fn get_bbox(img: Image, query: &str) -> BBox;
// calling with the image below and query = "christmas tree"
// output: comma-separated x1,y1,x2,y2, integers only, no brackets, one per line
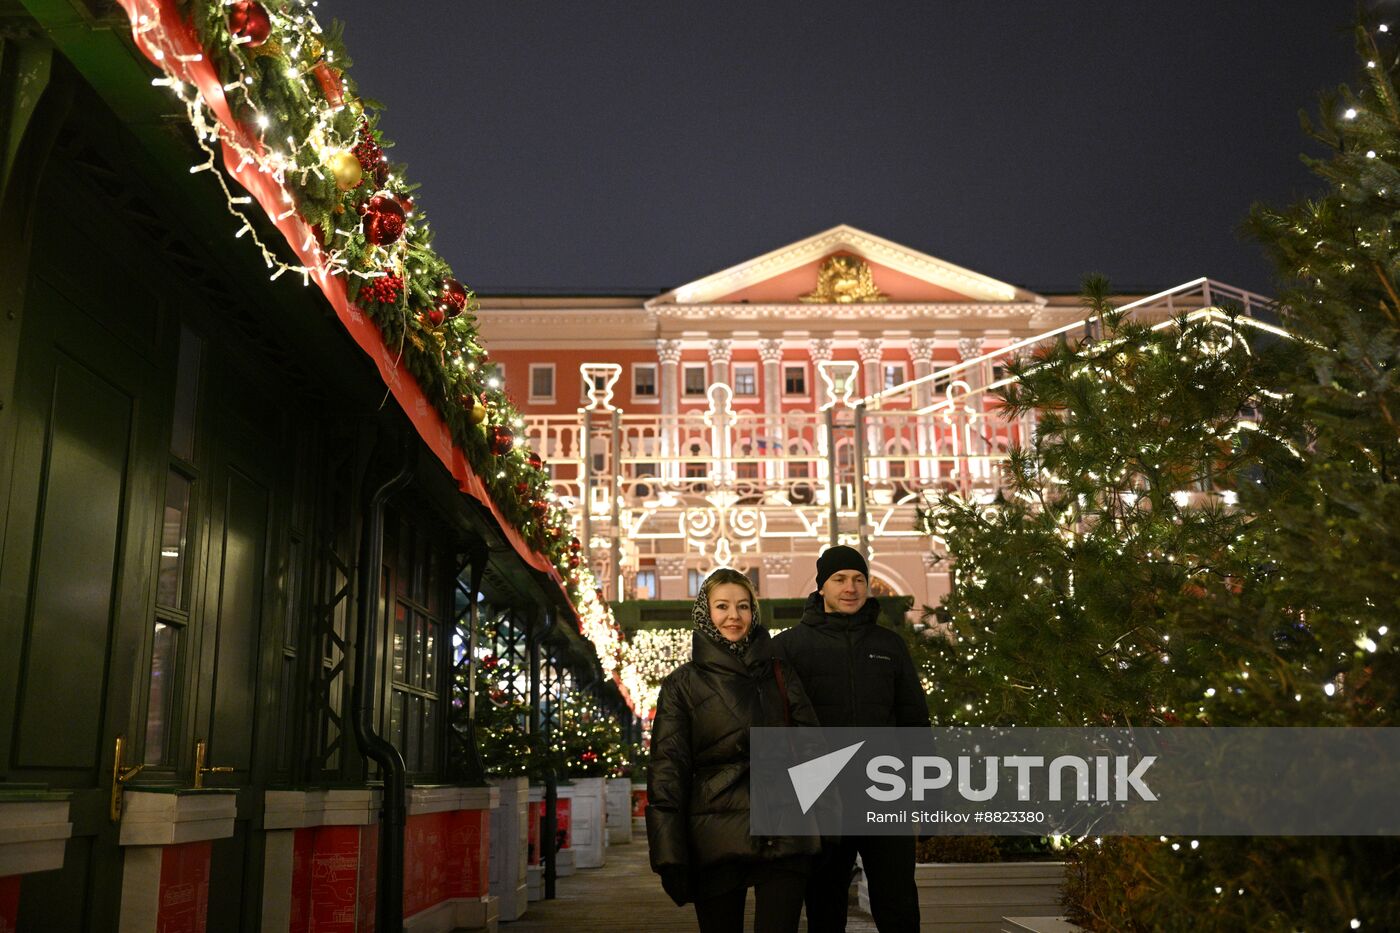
918,20,1400,929
472,651,535,777
550,691,629,779
919,277,1284,730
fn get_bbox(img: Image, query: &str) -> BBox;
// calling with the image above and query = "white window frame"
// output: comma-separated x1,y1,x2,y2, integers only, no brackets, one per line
635,569,658,600
782,362,810,398
528,363,556,403
682,363,708,397
882,362,907,391
732,363,758,397
632,363,659,403
579,371,609,404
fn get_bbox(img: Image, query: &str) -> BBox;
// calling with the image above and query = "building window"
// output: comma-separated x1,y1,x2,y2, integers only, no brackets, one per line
633,364,657,399
683,363,708,397
733,364,757,397
687,568,703,597
883,363,907,390
783,365,807,396
529,364,555,402
635,569,657,600
386,513,447,776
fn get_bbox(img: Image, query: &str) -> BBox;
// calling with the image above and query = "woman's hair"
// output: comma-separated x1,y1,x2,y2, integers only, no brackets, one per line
700,567,758,612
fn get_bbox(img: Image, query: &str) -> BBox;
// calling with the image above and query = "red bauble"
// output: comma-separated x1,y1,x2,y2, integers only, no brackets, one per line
527,451,544,472
514,481,530,498
421,306,445,329
568,538,582,553
482,653,498,670
531,499,549,520
361,193,405,246
489,424,514,456
439,277,468,319
228,0,272,47
568,554,582,569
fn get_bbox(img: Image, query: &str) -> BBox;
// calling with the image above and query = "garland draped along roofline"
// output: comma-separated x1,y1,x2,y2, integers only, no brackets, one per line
111,0,639,713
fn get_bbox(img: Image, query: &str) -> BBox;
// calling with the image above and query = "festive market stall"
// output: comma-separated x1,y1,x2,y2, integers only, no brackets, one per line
0,1,635,930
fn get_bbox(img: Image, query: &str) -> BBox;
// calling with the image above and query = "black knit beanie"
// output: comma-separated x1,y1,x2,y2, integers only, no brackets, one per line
816,545,869,590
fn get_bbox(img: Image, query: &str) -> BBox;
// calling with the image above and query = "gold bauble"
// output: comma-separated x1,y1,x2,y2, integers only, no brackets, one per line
469,401,487,426
327,149,362,191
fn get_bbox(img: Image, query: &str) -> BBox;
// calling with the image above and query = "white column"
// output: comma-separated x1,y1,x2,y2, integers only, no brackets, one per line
857,338,885,483
657,339,682,483
761,553,794,600
809,338,835,502
957,336,987,485
908,338,938,483
655,555,687,600
808,338,834,408
759,339,785,497
707,338,733,389
858,337,884,399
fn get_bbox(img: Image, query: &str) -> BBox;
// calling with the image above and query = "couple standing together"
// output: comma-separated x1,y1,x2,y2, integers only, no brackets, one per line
647,546,930,933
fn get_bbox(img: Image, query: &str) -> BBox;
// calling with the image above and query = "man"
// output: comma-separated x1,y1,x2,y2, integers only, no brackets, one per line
772,545,928,933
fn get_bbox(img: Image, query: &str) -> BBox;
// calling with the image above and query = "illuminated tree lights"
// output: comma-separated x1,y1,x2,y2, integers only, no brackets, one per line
915,21,1400,915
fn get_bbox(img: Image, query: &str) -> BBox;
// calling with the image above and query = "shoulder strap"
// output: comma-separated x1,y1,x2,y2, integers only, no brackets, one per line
772,659,793,726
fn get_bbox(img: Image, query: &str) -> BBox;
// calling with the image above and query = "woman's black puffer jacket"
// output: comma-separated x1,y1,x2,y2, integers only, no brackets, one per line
647,623,820,878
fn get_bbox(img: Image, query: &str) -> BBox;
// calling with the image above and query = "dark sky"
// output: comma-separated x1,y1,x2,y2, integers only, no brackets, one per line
333,1,1360,297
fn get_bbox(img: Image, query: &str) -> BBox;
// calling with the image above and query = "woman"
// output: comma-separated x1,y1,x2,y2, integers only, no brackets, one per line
647,568,820,933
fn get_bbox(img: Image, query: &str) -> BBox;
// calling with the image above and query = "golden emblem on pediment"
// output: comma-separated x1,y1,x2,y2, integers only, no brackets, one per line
800,255,889,303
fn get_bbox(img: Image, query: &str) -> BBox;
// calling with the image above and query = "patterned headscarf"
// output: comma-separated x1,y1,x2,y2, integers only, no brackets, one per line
692,569,758,656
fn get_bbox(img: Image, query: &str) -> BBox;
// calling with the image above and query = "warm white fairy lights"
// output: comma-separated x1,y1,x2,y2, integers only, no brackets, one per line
123,0,646,712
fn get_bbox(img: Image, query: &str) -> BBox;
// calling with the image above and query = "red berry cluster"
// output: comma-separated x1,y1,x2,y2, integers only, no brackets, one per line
352,118,388,186
362,271,403,305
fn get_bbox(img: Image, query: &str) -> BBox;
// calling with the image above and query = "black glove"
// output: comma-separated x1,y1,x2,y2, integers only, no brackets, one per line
659,865,691,907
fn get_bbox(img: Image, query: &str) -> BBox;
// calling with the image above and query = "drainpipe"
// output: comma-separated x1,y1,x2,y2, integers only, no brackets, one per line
352,441,414,933
531,606,560,899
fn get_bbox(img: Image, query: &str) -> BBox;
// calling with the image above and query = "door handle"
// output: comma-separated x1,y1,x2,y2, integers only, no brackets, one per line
110,736,145,822
193,740,234,788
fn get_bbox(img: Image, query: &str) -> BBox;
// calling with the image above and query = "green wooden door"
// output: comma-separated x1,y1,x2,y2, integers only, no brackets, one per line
0,271,165,931
194,357,287,933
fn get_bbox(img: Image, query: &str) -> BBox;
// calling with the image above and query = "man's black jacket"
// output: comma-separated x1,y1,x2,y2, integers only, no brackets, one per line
771,593,930,728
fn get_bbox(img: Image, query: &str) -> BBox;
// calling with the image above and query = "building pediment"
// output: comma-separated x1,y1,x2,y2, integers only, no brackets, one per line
647,224,1043,310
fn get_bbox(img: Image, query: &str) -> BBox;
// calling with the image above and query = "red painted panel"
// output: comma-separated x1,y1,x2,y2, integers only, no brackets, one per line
527,801,543,866
157,841,211,933
403,811,452,916
631,787,648,819
357,823,378,930
555,798,572,850
310,825,365,933
453,809,490,898
0,875,20,933
289,828,314,933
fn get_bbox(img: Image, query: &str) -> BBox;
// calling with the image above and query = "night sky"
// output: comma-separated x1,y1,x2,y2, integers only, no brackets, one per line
332,2,1359,297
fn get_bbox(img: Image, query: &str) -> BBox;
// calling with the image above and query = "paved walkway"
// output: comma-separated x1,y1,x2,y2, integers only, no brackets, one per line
502,835,877,932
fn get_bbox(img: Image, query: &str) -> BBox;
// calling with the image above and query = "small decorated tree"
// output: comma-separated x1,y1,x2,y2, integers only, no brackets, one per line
472,651,535,777
550,691,629,779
